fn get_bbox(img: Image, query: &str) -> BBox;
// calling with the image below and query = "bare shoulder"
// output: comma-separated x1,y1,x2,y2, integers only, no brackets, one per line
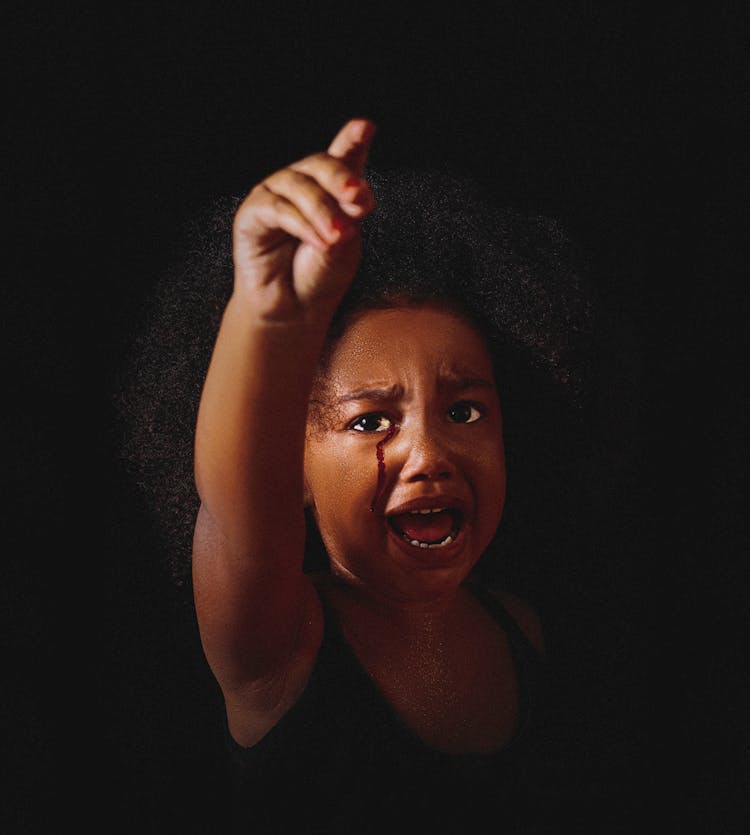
491,588,546,655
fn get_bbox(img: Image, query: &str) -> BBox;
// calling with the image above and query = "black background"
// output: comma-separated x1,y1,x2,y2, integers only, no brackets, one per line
5,3,747,832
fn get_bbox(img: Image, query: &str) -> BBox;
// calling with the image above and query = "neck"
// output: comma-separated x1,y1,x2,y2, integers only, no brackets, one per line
325,564,465,629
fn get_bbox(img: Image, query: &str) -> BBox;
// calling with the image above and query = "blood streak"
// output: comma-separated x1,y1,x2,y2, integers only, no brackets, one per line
369,425,397,512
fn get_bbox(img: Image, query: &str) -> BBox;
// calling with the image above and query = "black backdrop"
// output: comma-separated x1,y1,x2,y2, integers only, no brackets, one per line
5,3,746,832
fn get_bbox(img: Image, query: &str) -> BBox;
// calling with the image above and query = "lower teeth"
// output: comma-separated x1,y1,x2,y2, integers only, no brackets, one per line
404,534,454,549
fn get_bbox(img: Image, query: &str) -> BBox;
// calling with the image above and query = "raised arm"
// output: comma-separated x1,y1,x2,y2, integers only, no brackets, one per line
192,120,376,743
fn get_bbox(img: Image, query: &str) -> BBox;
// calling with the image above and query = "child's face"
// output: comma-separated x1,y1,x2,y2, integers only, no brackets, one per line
304,305,506,603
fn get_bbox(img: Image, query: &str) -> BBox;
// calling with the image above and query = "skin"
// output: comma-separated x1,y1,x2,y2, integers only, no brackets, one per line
191,119,542,754
304,305,507,609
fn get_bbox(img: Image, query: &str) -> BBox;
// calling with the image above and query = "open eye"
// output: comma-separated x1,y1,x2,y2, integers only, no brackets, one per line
447,401,483,424
349,413,395,433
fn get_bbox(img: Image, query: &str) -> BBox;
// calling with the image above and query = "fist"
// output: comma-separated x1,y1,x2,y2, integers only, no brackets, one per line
232,119,377,321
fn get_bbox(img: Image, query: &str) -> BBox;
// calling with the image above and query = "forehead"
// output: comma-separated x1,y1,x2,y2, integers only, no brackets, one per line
325,306,495,388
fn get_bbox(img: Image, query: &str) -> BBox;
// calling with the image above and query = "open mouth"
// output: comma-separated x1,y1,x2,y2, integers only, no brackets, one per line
387,507,462,549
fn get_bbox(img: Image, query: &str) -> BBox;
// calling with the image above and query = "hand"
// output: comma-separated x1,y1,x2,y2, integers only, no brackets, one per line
232,118,376,321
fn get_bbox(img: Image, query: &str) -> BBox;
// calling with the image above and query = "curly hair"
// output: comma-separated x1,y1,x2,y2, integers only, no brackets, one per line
114,166,595,592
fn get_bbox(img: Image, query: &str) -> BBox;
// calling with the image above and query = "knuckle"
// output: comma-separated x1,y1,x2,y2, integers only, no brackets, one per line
297,152,348,179
300,151,329,167
247,182,266,201
241,182,267,208
269,192,287,213
234,194,257,226
234,184,275,229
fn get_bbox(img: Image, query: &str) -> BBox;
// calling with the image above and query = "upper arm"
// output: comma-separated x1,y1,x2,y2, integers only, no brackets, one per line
192,503,324,720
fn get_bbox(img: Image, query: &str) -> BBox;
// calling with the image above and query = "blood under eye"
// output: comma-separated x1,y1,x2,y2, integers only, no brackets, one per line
350,413,394,432
447,401,483,424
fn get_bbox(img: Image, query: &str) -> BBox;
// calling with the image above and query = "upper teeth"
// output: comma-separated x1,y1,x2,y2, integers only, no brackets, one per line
408,507,447,515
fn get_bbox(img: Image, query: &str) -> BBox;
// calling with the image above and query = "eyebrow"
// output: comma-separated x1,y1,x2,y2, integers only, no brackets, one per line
334,375,495,405
334,384,404,405
439,374,495,392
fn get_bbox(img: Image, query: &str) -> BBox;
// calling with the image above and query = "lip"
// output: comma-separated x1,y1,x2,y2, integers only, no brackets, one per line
385,495,469,517
385,516,466,567
383,495,470,567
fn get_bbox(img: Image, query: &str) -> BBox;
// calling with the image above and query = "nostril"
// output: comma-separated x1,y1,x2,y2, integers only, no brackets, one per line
402,435,454,481
410,468,451,482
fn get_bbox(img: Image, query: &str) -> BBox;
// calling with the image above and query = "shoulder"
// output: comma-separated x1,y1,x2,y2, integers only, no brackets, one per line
491,588,546,655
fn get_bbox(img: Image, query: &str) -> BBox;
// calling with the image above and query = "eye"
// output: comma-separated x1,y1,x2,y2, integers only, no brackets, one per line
447,401,483,424
349,413,395,433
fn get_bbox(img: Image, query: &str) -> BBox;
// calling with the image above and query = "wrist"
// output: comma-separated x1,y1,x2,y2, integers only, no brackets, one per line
222,291,337,356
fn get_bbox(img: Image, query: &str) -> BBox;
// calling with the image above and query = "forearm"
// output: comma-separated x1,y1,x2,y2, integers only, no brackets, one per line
194,291,334,562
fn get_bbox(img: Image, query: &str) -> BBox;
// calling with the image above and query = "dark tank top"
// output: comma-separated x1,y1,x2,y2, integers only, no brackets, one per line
225,579,550,834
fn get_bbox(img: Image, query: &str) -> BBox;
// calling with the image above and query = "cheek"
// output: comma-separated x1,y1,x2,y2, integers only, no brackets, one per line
304,440,371,512
470,428,505,471
471,439,507,507
370,425,397,511
304,441,384,563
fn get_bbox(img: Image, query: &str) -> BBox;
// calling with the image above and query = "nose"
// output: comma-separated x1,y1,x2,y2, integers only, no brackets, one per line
396,424,456,483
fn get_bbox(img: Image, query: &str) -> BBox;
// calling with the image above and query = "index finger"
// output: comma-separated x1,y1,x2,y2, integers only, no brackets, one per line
327,118,376,177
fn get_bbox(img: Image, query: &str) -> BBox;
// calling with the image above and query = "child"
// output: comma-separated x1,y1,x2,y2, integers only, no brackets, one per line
120,118,594,833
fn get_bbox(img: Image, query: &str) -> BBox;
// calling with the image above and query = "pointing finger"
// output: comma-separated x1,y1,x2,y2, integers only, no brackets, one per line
327,118,376,177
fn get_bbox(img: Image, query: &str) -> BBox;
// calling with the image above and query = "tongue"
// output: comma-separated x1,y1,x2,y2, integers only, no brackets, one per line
391,511,454,543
